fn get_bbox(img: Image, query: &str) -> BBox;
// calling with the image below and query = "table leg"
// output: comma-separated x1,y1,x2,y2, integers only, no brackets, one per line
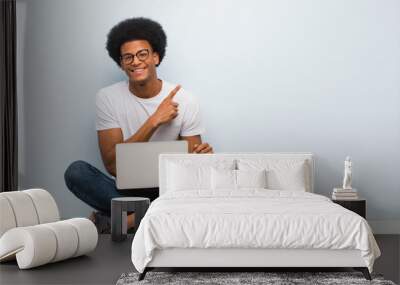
111,201,126,241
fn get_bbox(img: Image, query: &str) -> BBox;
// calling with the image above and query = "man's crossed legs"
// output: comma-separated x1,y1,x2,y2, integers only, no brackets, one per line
64,160,158,233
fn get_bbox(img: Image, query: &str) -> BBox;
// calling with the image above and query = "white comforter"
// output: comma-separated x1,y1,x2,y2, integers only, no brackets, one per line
131,190,380,273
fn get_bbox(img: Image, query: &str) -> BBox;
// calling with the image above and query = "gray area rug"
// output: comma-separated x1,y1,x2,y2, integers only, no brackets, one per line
116,271,396,285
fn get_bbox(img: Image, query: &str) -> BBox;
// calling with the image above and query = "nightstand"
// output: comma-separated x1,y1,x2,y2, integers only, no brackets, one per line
332,199,366,218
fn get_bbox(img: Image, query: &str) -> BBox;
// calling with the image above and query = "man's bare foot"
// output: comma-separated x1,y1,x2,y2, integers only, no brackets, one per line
127,213,136,230
89,211,111,234
89,212,135,233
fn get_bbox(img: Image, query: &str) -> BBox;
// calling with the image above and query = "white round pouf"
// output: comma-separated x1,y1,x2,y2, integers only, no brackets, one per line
24,189,60,224
0,196,17,237
1,192,39,227
65,218,98,257
0,225,57,269
42,221,79,262
0,189,98,269
0,218,98,269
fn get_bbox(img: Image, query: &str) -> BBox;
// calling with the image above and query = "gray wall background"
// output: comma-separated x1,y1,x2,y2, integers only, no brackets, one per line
16,0,399,230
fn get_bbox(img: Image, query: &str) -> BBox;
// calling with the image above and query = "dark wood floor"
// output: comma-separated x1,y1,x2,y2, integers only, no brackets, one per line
0,235,135,285
0,235,399,285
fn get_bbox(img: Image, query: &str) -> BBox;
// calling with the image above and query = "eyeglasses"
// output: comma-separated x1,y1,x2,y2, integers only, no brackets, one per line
120,49,150,65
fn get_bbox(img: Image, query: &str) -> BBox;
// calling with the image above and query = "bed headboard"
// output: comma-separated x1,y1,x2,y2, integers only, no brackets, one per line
158,152,314,195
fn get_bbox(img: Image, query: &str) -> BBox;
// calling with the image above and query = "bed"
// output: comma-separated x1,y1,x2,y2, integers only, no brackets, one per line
131,153,380,280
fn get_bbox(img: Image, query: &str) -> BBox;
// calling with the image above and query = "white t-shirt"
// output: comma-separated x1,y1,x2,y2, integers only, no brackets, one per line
95,80,205,141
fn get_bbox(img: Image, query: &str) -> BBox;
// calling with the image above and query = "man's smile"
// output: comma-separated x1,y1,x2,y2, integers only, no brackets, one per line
129,67,147,77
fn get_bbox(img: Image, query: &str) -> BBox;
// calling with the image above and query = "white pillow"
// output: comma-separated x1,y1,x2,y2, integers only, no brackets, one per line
211,168,236,190
211,168,268,190
167,162,210,191
166,159,236,192
237,169,267,188
237,159,308,191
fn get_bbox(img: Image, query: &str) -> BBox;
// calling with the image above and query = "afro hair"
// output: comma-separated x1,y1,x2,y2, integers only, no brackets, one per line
106,17,167,67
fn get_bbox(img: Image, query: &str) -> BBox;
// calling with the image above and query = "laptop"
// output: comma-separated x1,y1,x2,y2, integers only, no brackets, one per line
116,140,188,189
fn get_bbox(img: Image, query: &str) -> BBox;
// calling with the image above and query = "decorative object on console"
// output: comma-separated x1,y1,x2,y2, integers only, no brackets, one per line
343,156,353,190
0,189,98,269
332,156,358,200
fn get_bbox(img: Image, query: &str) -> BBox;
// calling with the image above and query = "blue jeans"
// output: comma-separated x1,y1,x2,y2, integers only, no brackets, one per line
64,160,158,216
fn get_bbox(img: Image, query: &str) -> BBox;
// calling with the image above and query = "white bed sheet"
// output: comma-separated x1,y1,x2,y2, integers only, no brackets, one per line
131,190,380,273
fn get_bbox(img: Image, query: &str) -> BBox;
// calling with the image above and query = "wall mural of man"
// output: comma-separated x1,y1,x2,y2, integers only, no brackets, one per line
64,18,213,233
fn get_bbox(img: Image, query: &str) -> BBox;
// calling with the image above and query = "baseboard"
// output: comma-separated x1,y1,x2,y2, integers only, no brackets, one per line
368,220,400,235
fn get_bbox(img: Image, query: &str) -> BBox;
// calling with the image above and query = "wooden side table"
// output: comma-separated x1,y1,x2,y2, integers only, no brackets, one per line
332,198,366,218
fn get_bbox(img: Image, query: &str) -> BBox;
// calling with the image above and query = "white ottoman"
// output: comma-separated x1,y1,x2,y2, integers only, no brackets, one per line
0,189,98,269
